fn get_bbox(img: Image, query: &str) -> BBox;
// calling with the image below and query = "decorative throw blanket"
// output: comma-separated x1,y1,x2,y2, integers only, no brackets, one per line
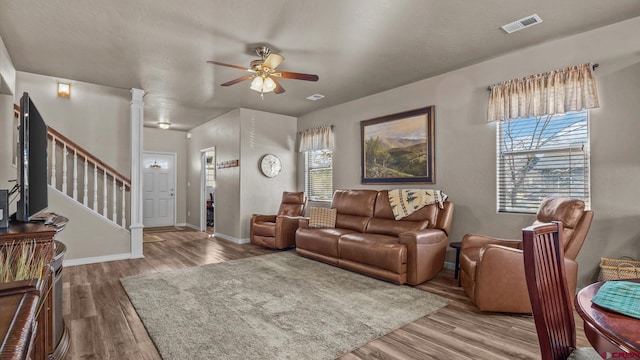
388,189,448,220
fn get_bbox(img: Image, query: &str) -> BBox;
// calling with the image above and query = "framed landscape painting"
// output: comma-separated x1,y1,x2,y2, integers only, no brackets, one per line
361,106,435,184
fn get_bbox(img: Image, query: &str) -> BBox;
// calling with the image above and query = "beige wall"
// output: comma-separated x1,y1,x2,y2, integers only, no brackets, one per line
0,34,16,212
49,188,130,262
0,34,15,95
186,108,297,241
16,72,131,176
144,127,188,224
298,16,640,287
187,109,241,236
239,108,297,239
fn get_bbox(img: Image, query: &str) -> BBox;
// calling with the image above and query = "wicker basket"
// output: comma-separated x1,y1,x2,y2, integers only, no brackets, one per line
598,257,640,281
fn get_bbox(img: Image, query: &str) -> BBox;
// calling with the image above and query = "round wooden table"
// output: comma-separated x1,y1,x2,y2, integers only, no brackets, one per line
575,279,640,355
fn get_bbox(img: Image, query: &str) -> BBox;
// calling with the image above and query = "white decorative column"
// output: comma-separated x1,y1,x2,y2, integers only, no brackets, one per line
129,88,145,258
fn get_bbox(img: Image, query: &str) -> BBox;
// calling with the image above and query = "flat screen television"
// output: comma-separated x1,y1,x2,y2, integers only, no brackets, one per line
16,92,49,222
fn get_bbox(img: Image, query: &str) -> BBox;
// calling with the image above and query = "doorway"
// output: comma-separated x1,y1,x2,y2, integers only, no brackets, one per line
201,147,216,232
142,152,176,228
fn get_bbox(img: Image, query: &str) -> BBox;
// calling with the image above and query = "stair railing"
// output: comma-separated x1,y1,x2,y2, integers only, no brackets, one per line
47,127,131,229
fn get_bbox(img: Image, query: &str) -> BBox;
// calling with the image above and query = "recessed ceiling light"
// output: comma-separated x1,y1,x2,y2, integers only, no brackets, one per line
158,121,170,130
501,14,543,34
306,94,325,101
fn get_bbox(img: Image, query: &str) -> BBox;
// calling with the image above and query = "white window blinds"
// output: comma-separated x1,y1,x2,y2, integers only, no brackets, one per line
305,149,333,202
497,110,590,213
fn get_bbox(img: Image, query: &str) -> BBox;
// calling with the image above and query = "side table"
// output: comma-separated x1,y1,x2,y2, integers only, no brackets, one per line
449,241,462,284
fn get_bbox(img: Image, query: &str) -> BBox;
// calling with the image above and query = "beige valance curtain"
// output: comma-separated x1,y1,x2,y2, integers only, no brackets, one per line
298,125,334,152
487,63,600,122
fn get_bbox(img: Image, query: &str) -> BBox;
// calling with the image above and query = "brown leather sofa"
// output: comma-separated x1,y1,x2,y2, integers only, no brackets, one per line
295,189,454,285
250,192,307,249
460,197,593,313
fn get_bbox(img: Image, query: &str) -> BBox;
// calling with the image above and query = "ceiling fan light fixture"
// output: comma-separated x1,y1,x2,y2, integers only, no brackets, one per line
250,76,264,92
262,77,276,92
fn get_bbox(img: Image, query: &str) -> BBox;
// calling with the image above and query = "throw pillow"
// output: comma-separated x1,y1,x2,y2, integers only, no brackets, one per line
308,207,337,228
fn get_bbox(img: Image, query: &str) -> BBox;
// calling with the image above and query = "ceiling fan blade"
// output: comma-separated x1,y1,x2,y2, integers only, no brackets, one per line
207,60,253,72
263,53,284,70
274,71,319,82
220,75,254,86
271,77,286,94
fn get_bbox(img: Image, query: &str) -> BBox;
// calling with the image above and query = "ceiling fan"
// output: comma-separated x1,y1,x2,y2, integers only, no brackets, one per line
207,46,319,97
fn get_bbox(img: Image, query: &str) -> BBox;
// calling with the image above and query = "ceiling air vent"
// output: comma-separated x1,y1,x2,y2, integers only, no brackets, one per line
306,94,325,101
501,14,543,34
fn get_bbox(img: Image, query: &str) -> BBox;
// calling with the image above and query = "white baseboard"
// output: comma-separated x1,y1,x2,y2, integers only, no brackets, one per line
63,252,132,267
443,261,455,271
214,232,250,244
180,223,200,231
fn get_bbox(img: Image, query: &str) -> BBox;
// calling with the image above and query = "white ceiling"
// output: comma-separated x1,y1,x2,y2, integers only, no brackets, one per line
2,1,640,131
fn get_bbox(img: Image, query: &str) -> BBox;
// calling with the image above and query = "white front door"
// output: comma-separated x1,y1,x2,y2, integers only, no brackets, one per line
143,152,176,227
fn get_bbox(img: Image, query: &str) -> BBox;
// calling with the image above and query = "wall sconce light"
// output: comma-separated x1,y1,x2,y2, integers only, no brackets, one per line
57,83,71,98
158,121,171,130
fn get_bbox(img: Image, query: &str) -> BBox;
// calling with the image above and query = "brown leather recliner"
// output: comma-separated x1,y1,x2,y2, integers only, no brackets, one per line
250,192,307,249
460,197,593,313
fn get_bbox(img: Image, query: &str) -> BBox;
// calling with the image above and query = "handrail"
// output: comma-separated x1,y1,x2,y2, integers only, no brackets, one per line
47,127,131,189
15,103,130,189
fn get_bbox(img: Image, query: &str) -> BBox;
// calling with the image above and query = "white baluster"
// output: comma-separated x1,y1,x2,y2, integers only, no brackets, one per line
112,177,117,222
51,137,57,188
83,156,88,206
103,169,108,217
121,184,126,227
93,164,98,211
62,143,68,195
72,149,78,200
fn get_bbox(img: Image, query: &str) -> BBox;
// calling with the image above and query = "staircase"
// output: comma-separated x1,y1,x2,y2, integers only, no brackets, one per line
47,126,131,231
13,90,144,265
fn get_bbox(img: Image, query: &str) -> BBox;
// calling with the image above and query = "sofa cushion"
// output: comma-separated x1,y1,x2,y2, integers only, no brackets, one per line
366,218,429,237
332,190,377,217
296,227,356,258
335,213,371,233
338,233,407,273
308,207,337,228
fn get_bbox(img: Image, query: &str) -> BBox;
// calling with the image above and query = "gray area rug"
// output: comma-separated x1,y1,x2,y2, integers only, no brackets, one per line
121,252,449,360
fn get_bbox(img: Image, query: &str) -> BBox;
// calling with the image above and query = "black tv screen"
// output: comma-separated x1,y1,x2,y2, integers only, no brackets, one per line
16,92,49,221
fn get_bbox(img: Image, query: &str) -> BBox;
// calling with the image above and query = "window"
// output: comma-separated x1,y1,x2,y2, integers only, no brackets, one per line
497,110,590,213
205,154,215,188
306,149,333,202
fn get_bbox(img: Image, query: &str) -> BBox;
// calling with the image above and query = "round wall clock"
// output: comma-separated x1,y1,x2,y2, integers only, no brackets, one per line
260,154,282,178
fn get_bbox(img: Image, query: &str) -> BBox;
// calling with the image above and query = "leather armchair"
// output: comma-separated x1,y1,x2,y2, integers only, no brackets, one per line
460,197,594,313
250,192,307,249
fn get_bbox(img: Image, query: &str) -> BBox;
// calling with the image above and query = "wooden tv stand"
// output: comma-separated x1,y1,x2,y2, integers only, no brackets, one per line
0,218,70,360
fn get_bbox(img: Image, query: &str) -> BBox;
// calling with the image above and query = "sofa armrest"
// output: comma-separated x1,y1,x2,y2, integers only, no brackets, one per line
461,233,521,251
399,228,447,247
474,244,530,312
399,229,448,285
274,215,306,249
251,214,277,224
298,217,310,229
474,245,579,313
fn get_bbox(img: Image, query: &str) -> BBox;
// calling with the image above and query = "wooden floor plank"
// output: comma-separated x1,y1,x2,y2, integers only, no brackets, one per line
61,230,591,359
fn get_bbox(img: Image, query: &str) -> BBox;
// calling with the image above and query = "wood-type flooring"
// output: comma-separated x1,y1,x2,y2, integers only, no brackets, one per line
62,230,591,359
